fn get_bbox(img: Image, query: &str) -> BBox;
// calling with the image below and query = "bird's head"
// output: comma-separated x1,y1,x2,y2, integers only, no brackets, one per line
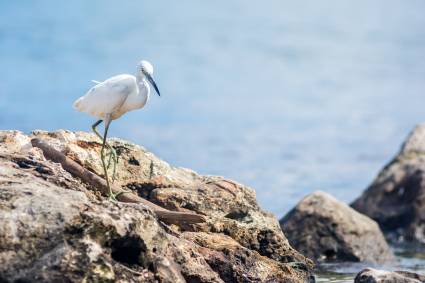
138,60,160,96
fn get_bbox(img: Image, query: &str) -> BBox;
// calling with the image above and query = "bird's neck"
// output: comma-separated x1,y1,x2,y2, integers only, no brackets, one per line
136,76,148,91
136,75,150,99
136,73,146,84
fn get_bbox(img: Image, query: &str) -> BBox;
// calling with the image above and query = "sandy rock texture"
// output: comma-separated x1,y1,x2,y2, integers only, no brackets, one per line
0,130,314,283
279,191,393,263
352,124,425,244
355,268,425,283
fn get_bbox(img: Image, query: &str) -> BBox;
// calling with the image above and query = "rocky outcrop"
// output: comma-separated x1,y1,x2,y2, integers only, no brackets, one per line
0,130,313,282
352,124,425,244
355,268,425,283
280,191,393,263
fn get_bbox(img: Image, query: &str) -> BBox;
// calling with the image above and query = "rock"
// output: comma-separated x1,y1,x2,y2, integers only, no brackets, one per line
352,124,425,244
280,191,393,263
0,130,313,282
181,232,314,283
354,268,425,283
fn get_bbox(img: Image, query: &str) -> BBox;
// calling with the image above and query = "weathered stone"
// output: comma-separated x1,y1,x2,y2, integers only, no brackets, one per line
0,130,313,282
352,124,425,244
354,268,425,283
30,130,312,266
280,191,393,263
181,232,313,283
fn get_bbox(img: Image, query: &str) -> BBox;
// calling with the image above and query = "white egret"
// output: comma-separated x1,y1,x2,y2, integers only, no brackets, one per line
73,60,161,200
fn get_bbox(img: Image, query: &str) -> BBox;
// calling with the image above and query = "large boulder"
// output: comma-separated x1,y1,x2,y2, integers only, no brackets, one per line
355,268,425,283
0,130,313,283
280,191,393,263
352,124,425,244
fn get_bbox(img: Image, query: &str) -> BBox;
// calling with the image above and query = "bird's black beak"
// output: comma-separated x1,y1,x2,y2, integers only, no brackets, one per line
146,73,161,96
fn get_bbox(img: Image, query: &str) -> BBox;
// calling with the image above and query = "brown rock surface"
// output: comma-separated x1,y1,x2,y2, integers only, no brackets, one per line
352,124,425,244
355,268,425,283
0,130,313,283
280,191,393,263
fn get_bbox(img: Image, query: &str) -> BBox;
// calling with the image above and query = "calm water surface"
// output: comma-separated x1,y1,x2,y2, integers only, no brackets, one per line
1,1,425,280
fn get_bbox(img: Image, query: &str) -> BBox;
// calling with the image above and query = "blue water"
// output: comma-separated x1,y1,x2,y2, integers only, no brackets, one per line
3,0,425,216
1,1,425,279
1,0,425,215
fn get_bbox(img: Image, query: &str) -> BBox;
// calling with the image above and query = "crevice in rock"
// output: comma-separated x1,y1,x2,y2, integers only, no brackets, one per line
224,210,249,221
15,159,39,169
13,158,54,176
125,182,157,199
110,236,146,266
323,249,337,260
257,230,277,258
128,156,140,166
180,202,198,211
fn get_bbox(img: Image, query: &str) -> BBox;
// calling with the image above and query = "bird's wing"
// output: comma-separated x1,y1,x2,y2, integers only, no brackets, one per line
74,75,137,118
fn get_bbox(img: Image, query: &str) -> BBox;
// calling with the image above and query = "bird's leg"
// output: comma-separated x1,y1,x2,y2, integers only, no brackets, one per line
100,117,118,201
92,120,117,164
107,147,118,182
107,144,118,183
96,118,130,200
91,119,103,140
92,120,118,180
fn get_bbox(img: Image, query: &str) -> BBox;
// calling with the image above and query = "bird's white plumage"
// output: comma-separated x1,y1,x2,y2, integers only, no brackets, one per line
73,60,159,200
74,72,149,120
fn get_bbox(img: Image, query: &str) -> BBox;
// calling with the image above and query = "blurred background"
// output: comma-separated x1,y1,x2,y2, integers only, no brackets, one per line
1,0,425,219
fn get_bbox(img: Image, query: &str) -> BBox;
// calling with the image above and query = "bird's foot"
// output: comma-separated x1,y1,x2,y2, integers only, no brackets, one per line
107,189,132,202
108,192,119,202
